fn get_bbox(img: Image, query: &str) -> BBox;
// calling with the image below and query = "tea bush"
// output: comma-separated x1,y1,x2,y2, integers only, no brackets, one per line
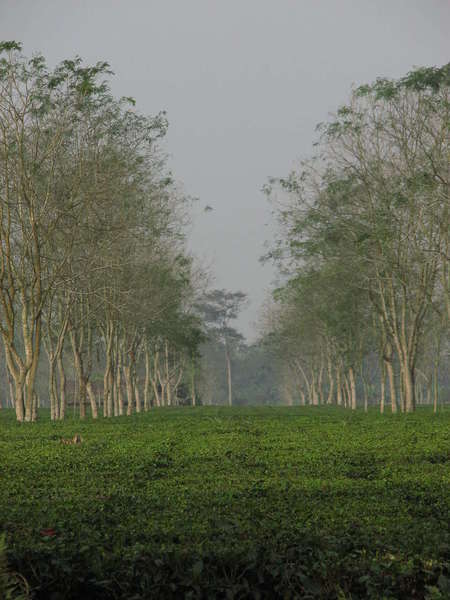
0,406,449,598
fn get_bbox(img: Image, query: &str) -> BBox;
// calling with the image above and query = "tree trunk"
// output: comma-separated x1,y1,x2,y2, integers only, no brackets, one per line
102,322,114,418
380,362,385,414
124,365,133,415
152,351,162,407
79,379,87,419
32,392,38,421
311,375,319,406
348,367,357,410
360,367,368,412
383,341,397,414
144,350,151,411
433,365,438,413
57,354,66,420
8,370,15,409
23,314,41,422
49,357,58,421
4,342,26,422
164,341,172,407
191,361,196,407
117,348,123,415
336,367,343,407
343,374,351,409
401,361,416,413
225,345,232,407
327,354,334,404
14,381,25,421
71,338,86,419
317,357,324,405
86,382,97,417
134,374,141,413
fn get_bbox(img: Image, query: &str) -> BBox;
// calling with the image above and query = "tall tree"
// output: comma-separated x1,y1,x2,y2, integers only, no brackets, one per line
199,290,247,406
262,63,450,412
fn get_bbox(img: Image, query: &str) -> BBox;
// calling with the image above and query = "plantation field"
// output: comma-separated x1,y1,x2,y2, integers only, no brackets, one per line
1,406,450,599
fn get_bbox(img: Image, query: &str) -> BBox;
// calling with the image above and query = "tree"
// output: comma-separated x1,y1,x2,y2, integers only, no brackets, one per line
0,41,201,421
0,42,114,420
198,290,247,406
262,63,450,412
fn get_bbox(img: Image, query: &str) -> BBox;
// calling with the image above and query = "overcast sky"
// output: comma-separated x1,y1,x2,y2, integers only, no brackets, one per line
1,0,449,339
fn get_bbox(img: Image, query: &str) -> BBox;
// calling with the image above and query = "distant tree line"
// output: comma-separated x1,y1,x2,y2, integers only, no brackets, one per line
262,64,450,412
0,42,205,421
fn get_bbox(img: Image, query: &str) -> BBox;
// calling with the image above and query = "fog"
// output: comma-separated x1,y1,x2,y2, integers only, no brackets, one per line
1,0,449,338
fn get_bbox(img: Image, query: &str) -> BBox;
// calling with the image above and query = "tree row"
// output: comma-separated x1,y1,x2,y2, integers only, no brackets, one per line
0,42,203,421
262,64,449,412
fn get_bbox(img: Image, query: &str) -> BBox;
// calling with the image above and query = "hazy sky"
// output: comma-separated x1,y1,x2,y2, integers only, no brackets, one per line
1,1,449,338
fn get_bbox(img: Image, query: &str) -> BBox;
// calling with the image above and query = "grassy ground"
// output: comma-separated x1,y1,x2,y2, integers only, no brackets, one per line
0,406,449,599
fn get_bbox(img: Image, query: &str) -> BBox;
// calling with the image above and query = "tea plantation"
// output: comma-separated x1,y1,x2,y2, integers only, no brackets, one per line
1,406,449,599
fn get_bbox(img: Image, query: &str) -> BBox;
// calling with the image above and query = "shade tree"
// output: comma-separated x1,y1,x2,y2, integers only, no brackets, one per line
262,64,450,411
0,42,203,421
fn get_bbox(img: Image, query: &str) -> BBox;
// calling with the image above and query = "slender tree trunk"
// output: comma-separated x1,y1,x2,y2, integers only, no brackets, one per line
152,380,161,407
295,361,311,405
57,354,66,420
336,367,343,407
86,382,97,417
380,362,385,414
343,374,351,409
348,367,357,410
144,349,151,411
71,338,86,419
112,351,119,416
103,322,114,418
433,365,439,413
124,364,133,415
401,361,416,413
14,381,25,421
113,376,118,416
24,326,41,422
172,357,184,406
191,360,196,407
225,344,232,407
311,375,319,406
117,348,123,415
1,321,28,421
327,354,334,404
4,342,26,421
399,372,405,413
8,370,15,409
384,341,397,414
79,379,87,419
32,392,38,421
360,367,368,412
152,351,162,407
164,341,172,407
134,374,141,413
317,356,324,405
53,370,59,419
49,357,58,421
70,326,97,419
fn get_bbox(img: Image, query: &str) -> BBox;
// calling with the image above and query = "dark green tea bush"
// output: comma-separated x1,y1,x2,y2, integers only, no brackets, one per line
1,406,449,598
